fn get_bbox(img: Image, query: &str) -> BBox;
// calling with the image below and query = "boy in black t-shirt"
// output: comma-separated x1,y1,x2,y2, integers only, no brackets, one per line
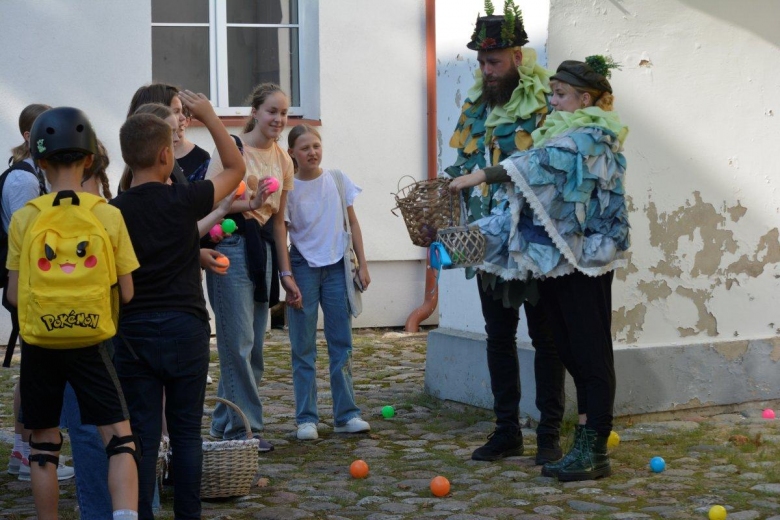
110,91,269,519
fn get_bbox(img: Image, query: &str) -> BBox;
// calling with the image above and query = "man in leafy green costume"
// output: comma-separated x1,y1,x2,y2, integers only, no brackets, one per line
445,0,565,464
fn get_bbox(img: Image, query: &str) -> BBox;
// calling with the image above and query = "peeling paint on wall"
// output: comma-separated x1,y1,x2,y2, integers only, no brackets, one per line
771,338,780,363
615,251,638,281
612,303,647,344
637,279,672,301
726,201,747,222
675,286,718,337
712,340,749,361
725,228,780,280
646,191,738,278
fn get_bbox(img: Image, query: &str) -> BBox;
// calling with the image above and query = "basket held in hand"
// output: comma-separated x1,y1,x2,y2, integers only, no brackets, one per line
435,195,485,269
392,176,460,247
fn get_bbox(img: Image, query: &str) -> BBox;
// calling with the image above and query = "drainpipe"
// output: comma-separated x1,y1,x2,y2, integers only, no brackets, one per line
404,0,438,332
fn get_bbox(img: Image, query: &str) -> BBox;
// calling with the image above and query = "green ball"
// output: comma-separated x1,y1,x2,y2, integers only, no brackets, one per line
221,218,237,234
381,405,395,418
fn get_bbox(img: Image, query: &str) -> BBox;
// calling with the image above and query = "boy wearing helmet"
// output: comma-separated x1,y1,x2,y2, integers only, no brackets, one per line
6,107,140,519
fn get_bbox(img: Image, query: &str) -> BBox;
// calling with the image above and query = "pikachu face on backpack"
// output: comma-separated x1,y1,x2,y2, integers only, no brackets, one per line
17,191,118,348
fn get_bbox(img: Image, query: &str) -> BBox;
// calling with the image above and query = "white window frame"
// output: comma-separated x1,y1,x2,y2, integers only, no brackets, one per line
152,0,319,119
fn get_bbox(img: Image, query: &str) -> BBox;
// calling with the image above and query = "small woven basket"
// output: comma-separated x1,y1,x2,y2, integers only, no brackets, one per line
392,176,460,247
158,397,260,499
436,195,486,269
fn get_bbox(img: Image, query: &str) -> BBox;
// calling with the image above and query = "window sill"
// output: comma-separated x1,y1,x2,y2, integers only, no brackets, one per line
189,116,322,128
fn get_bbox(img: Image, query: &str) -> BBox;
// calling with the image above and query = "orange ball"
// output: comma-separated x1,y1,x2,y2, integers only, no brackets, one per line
430,475,450,497
349,459,369,479
214,255,230,273
235,180,246,197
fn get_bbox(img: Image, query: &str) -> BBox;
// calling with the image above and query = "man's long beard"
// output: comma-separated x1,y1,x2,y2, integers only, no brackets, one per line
482,67,521,108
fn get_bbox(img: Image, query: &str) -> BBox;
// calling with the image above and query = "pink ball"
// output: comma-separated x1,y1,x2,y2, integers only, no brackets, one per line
762,408,776,419
264,177,280,194
209,224,224,241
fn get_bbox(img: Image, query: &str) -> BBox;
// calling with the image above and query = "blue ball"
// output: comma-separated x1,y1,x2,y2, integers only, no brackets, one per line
649,456,666,473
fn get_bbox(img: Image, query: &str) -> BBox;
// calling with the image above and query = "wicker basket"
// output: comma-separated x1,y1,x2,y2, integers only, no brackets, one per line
434,195,486,269
436,225,486,268
392,176,459,247
158,397,260,499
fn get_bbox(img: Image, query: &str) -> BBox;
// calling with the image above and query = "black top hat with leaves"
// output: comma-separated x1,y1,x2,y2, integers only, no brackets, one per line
467,0,528,51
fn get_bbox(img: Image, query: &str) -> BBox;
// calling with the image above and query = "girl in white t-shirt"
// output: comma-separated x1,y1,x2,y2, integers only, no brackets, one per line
282,125,371,440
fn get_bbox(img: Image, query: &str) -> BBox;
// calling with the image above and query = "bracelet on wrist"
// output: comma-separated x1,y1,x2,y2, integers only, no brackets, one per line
279,270,292,279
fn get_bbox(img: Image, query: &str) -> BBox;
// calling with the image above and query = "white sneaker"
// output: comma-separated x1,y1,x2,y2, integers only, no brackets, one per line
206,374,213,385
296,423,319,440
333,417,371,434
18,461,75,481
7,451,26,475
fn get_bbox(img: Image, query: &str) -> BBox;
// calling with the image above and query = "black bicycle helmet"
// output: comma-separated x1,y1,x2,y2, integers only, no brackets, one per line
29,107,98,160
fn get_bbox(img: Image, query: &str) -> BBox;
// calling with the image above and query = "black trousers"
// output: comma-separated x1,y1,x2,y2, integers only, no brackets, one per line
478,276,566,437
539,271,615,436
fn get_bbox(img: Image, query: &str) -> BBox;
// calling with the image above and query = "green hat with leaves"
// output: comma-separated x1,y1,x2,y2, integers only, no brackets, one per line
467,0,528,51
550,56,620,94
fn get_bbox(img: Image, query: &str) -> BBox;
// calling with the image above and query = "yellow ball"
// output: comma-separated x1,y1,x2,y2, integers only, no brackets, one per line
709,505,727,520
607,430,620,449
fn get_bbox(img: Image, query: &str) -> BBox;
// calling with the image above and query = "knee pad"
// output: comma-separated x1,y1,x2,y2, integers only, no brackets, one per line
106,433,141,467
29,431,63,468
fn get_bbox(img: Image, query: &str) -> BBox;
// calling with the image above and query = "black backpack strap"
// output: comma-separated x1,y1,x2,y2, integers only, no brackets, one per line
231,134,245,155
170,160,188,185
0,161,42,367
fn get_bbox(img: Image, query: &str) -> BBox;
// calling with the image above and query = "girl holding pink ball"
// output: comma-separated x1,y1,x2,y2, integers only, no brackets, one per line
204,83,299,450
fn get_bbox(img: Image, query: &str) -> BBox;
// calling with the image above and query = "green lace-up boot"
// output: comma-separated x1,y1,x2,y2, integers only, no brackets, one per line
557,426,612,482
540,425,583,478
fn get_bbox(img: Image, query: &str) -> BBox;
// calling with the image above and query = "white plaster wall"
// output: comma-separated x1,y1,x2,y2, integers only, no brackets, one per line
436,0,551,336
548,0,780,347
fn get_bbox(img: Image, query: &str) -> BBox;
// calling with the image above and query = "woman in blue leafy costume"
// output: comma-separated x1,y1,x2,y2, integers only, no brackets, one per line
450,56,628,482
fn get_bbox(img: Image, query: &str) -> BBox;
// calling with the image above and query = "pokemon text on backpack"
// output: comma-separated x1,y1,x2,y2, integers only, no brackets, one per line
17,190,118,348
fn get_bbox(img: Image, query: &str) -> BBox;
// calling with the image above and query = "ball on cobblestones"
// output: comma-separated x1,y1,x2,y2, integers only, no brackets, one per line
649,456,666,473
430,475,450,497
607,431,620,449
762,408,775,419
708,504,727,520
381,405,395,418
350,459,369,479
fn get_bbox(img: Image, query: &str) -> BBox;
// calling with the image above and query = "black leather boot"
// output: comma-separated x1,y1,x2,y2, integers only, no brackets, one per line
535,433,563,465
557,427,612,482
541,425,583,477
472,429,524,461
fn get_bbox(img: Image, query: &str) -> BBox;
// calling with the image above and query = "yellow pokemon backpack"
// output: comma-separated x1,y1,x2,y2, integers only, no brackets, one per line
17,190,117,348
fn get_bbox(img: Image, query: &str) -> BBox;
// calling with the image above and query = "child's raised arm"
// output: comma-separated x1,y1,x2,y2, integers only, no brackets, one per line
179,90,245,202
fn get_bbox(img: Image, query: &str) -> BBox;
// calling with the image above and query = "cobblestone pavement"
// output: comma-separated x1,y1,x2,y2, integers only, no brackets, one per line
1,328,780,519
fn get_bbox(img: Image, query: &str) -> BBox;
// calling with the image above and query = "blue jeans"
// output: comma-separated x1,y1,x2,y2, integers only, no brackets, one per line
206,234,270,439
113,312,210,520
288,246,360,426
60,383,112,520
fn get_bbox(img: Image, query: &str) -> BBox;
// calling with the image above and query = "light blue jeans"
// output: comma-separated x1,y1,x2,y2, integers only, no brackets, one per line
288,246,360,427
61,383,112,520
206,234,270,439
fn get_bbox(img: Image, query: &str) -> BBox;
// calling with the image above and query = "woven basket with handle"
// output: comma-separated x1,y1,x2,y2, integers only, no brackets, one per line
158,396,260,499
392,176,460,247
435,194,486,269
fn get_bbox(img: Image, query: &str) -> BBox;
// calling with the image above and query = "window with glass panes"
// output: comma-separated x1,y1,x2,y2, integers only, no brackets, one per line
151,0,318,118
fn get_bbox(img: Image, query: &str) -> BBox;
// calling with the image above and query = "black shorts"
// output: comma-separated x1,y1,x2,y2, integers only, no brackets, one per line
20,341,129,430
